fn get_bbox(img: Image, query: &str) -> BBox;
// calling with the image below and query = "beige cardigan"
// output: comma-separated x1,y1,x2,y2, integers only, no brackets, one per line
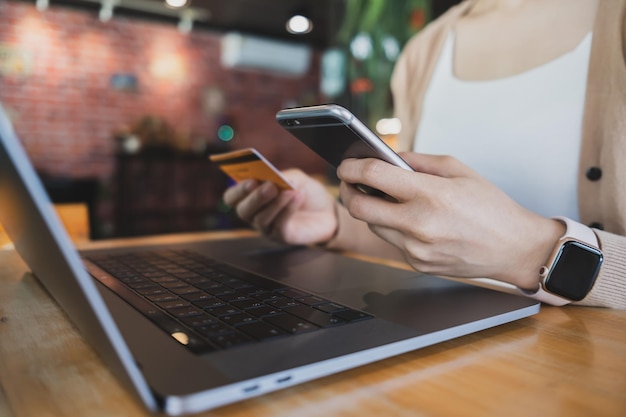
390,0,626,308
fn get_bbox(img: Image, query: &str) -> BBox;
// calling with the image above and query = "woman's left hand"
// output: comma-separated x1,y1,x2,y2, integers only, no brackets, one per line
336,152,563,290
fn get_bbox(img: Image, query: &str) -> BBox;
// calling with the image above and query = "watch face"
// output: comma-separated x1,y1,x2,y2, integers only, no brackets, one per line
545,241,603,301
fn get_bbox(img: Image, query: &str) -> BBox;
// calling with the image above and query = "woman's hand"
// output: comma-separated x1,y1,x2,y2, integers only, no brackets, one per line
336,152,564,289
223,169,338,246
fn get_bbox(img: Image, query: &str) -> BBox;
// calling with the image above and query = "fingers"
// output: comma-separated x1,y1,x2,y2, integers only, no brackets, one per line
250,189,297,235
221,167,310,209
398,152,479,179
280,168,312,188
224,180,296,231
223,179,258,208
337,153,481,204
337,158,424,203
338,181,408,230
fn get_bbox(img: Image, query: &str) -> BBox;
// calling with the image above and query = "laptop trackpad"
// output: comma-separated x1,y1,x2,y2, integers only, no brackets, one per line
192,237,420,294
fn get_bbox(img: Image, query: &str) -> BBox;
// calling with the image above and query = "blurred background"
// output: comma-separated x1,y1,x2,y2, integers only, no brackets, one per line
0,0,460,241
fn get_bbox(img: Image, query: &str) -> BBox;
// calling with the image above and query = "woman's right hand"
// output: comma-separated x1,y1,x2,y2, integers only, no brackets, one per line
223,169,338,246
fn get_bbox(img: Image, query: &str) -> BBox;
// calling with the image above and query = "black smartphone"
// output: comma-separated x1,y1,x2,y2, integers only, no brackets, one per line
276,104,414,199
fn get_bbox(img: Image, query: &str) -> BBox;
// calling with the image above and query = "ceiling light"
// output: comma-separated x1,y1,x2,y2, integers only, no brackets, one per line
286,15,312,34
35,0,49,12
99,0,118,22
178,11,193,33
166,0,188,8
178,15,193,33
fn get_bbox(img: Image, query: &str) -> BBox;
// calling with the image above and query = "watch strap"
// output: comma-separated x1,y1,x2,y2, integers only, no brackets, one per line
554,216,599,247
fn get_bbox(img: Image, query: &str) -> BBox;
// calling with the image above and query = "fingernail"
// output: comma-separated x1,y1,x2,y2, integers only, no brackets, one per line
243,180,256,192
260,182,276,197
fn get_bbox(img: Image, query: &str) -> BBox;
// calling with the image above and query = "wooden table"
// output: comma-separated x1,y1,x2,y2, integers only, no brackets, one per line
1,231,625,417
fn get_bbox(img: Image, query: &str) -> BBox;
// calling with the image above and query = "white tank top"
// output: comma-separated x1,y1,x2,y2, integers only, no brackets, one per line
414,32,592,221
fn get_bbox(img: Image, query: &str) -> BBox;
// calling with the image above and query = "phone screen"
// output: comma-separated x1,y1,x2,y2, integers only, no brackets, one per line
277,106,413,201
285,122,372,167
276,105,413,171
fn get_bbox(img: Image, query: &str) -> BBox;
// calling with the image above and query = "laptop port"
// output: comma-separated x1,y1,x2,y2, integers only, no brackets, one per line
243,384,260,393
276,375,292,384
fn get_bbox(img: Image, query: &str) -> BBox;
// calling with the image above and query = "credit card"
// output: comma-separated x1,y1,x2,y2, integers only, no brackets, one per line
210,148,293,190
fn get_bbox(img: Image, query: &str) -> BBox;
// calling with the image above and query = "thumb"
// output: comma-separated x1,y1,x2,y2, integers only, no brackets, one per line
399,152,479,179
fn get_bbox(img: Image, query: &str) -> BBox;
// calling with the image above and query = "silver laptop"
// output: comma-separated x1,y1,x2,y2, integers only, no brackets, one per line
0,103,539,415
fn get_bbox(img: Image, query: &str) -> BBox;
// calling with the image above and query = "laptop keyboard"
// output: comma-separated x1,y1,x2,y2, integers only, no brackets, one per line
85,249,373,354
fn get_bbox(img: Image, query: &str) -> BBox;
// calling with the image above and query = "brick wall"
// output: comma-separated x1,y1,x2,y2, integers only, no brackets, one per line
0,1,326,180
0,1,329,236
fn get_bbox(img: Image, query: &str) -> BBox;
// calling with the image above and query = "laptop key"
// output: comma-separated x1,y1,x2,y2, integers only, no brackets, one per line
180,315,218,328
220,312,258,327
127,281,157,290
197,322,234,337
230,298,265,310
135,286,167,296
161,281,189,289
315,302,349,314
208,305,240,317
170,285,201,295
218,293,250,303
167,306,204,318
151,276,179,284
210,332,252,349
265,313,317,334
334,309,373,322
299,295,327,306
284,305,346,328
145,292,179,303
276,288,309,299
268,299,302,309
180,291,213,302
253,293,283,302
157,299,190,310
246,305,282,318
238,321,285,340
183,276,211,286
193,298,226,310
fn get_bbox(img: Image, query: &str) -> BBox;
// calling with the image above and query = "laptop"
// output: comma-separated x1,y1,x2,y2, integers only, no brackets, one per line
0,103,539,415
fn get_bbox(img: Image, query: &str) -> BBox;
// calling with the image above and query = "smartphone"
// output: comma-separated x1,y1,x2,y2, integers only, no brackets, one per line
209,148,293,190
276,104,414,199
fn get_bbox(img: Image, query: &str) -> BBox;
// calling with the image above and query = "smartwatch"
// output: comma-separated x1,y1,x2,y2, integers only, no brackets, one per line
519,217,603,306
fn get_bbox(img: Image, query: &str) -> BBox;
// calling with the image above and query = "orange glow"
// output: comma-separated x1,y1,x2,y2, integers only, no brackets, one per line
14,14,53,48
150,54,186,81
148,35,188,84
0,223,12,248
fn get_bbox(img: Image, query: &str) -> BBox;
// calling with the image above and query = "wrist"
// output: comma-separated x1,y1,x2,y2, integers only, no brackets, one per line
316,200,340,248
509,217,566,291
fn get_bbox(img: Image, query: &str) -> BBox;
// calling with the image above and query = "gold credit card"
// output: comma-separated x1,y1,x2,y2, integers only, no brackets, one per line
209,148,293,190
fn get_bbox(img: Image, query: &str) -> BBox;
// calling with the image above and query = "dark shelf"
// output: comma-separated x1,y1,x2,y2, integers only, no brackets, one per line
113,150,241,237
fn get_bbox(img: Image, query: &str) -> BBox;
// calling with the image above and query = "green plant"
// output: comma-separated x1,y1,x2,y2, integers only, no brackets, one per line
336,0,431,127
